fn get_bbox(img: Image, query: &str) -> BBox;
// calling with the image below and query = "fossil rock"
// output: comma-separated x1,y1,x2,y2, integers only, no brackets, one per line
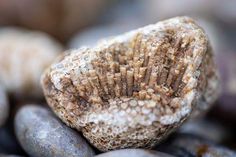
41,16,219,151
0,27,63,98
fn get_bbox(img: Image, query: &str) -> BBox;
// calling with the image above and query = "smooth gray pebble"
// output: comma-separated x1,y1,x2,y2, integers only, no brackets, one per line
95,149,174,157
14,105,94,157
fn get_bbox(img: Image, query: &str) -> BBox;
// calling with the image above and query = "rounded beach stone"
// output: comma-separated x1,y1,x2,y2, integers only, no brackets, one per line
0,27,63,98
95,149,174,157
179,119,231,143
14,105,94,157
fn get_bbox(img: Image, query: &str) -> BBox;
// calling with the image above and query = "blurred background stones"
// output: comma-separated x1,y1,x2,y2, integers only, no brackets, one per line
155,133,236,157
0,0,111,42
209,51,236,125
0,155,24,157
0,123,25,155
178,119,232,143
0,86,9,127
68,0,147,48
0,0,236,156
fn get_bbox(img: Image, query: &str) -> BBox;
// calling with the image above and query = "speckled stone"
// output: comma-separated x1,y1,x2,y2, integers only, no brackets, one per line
14,105,94,157
156,133,236,157
0,86,9,127
95,149,174,157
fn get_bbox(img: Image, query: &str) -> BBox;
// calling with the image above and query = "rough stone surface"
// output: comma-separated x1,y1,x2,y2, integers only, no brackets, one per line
156,133,236,157
41,16,219,151
95,149,174,157
0,86,9,126
0,27,63,98
14,105,94,157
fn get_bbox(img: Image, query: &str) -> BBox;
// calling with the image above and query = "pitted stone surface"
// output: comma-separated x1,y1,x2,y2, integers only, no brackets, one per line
41,16,219,151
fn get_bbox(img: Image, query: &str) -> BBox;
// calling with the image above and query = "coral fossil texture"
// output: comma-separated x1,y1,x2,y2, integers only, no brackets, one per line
41,16,219,151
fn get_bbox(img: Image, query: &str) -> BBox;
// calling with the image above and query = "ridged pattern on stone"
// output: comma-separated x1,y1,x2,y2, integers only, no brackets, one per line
41,16,219,151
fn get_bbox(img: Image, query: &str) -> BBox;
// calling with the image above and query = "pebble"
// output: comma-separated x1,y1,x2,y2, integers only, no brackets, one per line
209,51,236,123
14,105,94,157
156,133,236,157
0,86,9,127
95,149,174,157
179,119,230,143
0,27,63,99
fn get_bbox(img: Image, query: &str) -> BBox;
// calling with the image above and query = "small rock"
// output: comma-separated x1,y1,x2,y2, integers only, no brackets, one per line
156,133,236,157
209,51,236,123
95,149,174,157
14,105,94,157
157,145,195,157
0,86,9,127
179,119,231,143
0,27,63,99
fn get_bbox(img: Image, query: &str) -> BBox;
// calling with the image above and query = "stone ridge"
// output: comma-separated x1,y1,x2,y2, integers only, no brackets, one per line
41,16,219,151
